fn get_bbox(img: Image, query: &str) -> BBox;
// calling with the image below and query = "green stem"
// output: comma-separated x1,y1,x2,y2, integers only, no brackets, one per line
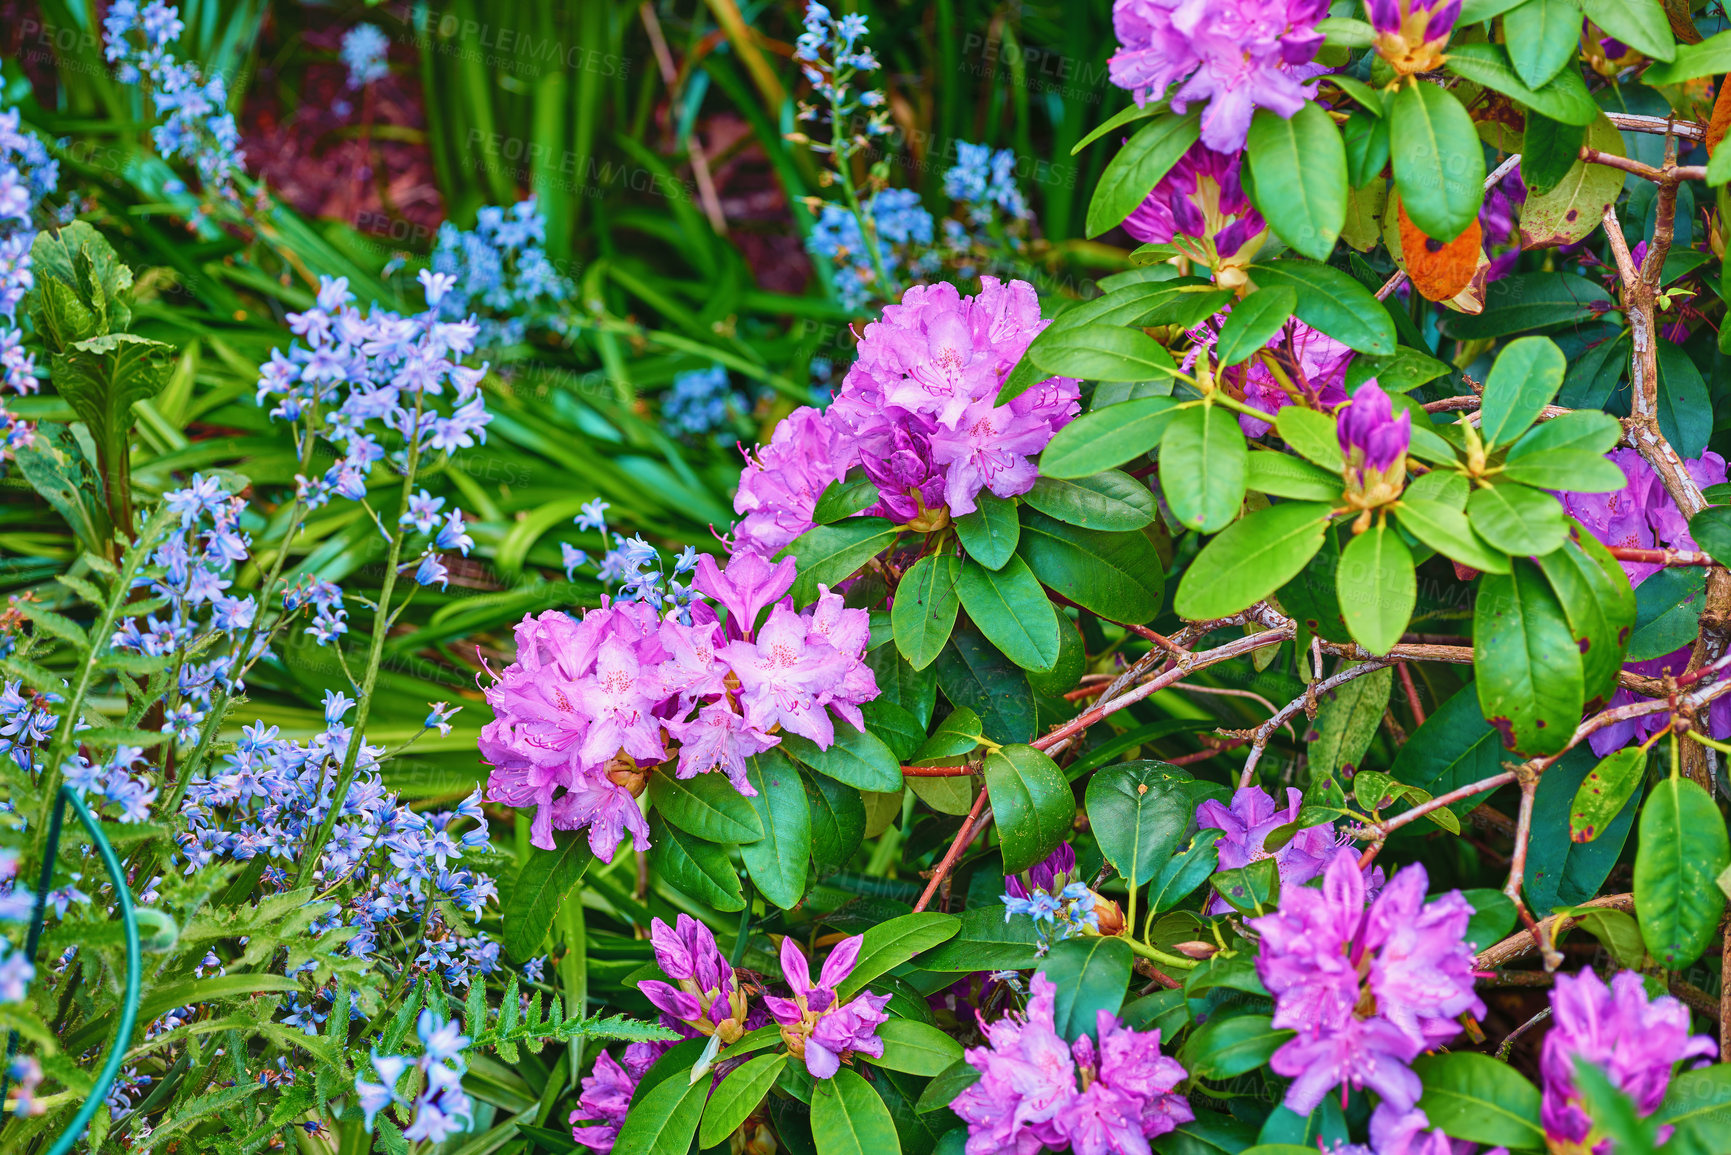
1122,936,1199,971
836,168,896,303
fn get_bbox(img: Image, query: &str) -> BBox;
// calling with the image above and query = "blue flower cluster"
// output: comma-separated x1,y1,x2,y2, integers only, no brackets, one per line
102,1,246,202
945,141,1029,225
809,190,937,310
356,1010,474,1142
0,108,57,462
1000,878,1100,953
429,199,574,347
794,4,885,110
560,499,702,620
661,364,753,440
255,271,489,592
341,24,392,90
176,692,501,984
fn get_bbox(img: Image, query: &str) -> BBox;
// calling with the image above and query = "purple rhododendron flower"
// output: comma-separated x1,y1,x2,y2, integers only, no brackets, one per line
732,405,859,558
1370,1103,1507,1155
1194,786,1339,914
952,973,1193,1154
1121,142,1268,285
638,914,762,1043
765,934,891,1078
831,277,1079,520
1201,316,1353,437
1559,447,1727,587
570,1043,667,1152
1251,853,1482,1114
1539,968,1716,1148
1367,0,1459,74
1338,382,1410,476
480,557,876,860
1108,0,1330,151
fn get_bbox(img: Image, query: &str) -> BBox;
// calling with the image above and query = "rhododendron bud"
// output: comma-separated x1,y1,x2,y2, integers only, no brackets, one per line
1368,0,1459,75
1123,143,1269,287
1337,381,1409,511
639,915,758,1044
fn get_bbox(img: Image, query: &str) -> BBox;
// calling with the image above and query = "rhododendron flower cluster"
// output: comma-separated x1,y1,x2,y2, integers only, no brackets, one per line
952,973,1192,1154
1199,313,1354,437
1560,448,1728,587
1539,968,1715,1148
766,934,891,1079
1195,786,1340,914
732,278,1078,555
1251,853,1482,1113
1122,143,1268,287
1369,0,1459,75
1108,0,1330,151
479,552,877,858
639,914,766,1045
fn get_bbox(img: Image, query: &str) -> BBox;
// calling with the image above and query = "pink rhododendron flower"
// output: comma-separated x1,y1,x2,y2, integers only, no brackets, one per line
952,973,1192,1154
765,934,891,1078
1539,968,1716,1148
1122,143,1269,286
1194,786,1339,914
638,914,766,1043
1108,0,1330,151
1251,853,1482,1114
570,1043,666,1152
731,405,859,557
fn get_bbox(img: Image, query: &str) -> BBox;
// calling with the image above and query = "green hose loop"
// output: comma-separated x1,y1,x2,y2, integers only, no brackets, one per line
3,786,141,1155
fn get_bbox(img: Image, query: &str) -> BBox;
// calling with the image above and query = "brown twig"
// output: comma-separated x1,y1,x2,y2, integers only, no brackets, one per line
1474,893,1634,969
900,764,978,778
1397,662,1427,728
1239,659,1392,787
912,786,990,913
1605,545,1717,567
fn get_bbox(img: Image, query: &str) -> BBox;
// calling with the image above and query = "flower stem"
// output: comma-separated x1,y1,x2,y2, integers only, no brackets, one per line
1122,936,1200,971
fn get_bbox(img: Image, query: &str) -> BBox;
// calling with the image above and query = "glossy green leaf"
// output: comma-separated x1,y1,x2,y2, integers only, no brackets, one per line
1537,538,1634,707
1016,509,1165,624
1246,451,1344,501
1569,747,1647,843
811,1067,902,1155
1444,43,1599,125
1086,112,1202,237
921,904,1042,972
1336,522,1415,655
862,1019,965,1076
1467,482,1569,556
1148,828,1224,914
813,472,883,524
649,771,765,845
1275,405,1345,471
983,744,1074,873
1039,397,1180,479
740,751,811,910
1656,343,1712,459
1414,1052,1546,1150
700,1054,788,1148
956,555,1061,672
1654,1066,1731,1155
1627,566,1706,661
1179,1013,1293,1081
1085,760,1195,887
1522,111,1589,196
1312,665,1394,777
1479,336,1566,447
1505,0,1588,87
1024,471,1156,531
1250,259,1397,354
892,554,960,672
648,814,745,911
1174,501,1334,620
1042,936,1134,1042
1217,286,1299,367
1028,323,1179,381
1500,448,1627,491
1160,403,1248,534
1517,116,1628,249
1527,744,1642,913
1210,857,1281,915
613,1067,708,1155
781,728,904,793
808,773,866,877
1577,0,1673,60
1641,28,1731,85
1395,498,1511,574
1390,81,1485,241
1635,775,1731,969
1474,560,1584,755
934,627,1036,743
837,913,961,998
1246,103,1347,260
503,833,594,961
954,490,1020,569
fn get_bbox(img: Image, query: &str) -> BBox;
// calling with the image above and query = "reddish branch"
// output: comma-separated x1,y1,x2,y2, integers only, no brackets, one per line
1606,545,1717,567
912,785,990,913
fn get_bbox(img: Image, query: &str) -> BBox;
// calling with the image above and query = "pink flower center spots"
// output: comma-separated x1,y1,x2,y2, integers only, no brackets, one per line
600,670,634,694
768,641,800,668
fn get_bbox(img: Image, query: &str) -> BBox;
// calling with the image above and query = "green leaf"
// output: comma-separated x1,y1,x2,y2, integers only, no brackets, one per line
1210,857,1281,914
1574,1059,1665,1155
1028,324,1179,381
1627,566,1706,661
1635,775,1731,969
1217,286,1299,367
1570,748,1647,844
1527,744,1642,913
813,473,883,524
740,751,811,910
1460,888,1519,951
1246,104,1347,260
1474,560,1584,755
1173,502,1334,620
1148,829,1224,914
861,1020,965,1076
1247,451,1344,501
1505,0,1588,86
1024,472,1156,531
13,423,111,557
1390,81,1486,241
1654,1066,1731,1155
956,556,1062,672
1016,509,1165,624
1160,404,1248,534
54,332,174,525
503,833,593,961
913,707,985,764
1086,112,1202,238
892,554,961,671
782,728,904,793
1691,506,1731,569
1250,259,1397,354
1311,666,1394,776
1039,398,1180,479
1414,1052,1546,1150
1395,498,1512,574
1336,523,1415,654
1179,1013,1293,1081
1041,937,1133,1042
779,519,900,605
1467,482,1569,556
811,1067,902,1155
648,813,745,912
809,773,867,876
1443,273,1617,340
649,772,765,845
1642,28,1731,85
836,913,961,998
1479,336,1566,447
934,628,1036,743
1443,45,1599,125
1536,538,1634,707
1085,760,1195,887
921,904,1042,971
1656,343,1713,459
1518,116,1628,249
1071,101,1163,156
612,1066,708,1155
1576,0,1673,60
1509,409,1623,459
1522,111,1589,196
1274,406,1345,472
983,744,1075,873
700,1054,788,1148
1500,448,1627,491
953,490,1021,569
